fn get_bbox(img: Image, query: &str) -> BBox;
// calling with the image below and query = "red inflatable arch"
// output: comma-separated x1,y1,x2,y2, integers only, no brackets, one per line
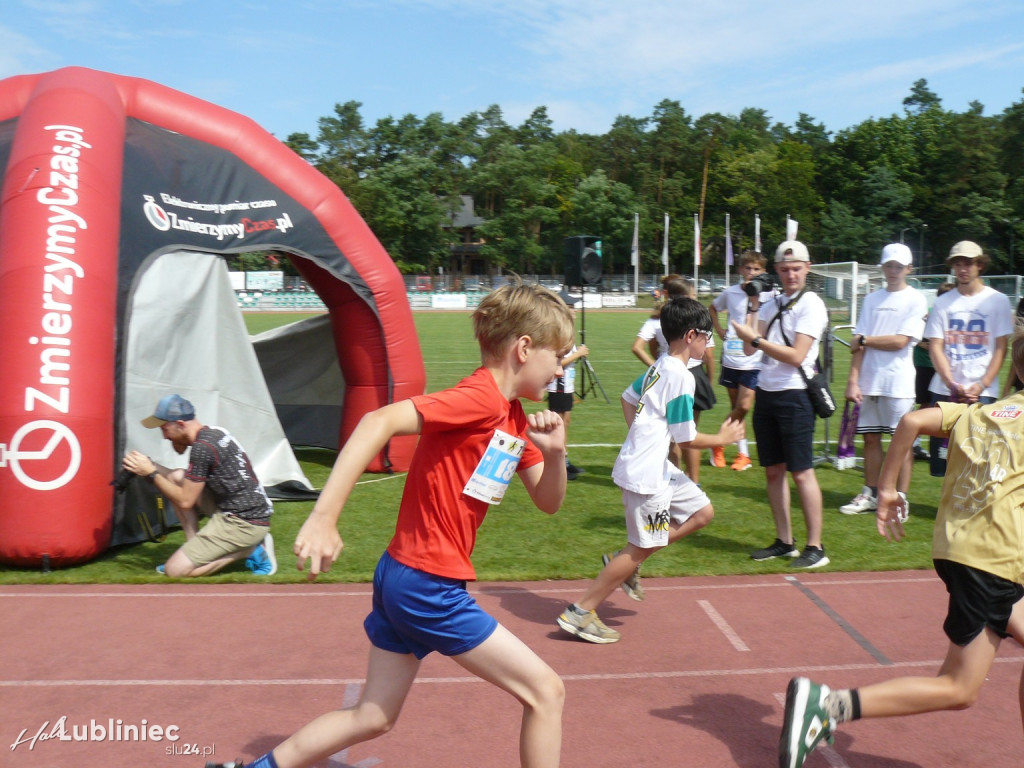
0,67,424,567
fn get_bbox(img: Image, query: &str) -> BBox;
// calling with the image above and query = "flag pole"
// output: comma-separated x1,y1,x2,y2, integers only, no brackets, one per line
662,213,670,277
693,213,701,288
630,212,639,296
725,213,732,286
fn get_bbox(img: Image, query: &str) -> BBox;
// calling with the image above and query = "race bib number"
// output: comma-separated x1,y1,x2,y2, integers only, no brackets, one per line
725,338,745,354
463,429,526,505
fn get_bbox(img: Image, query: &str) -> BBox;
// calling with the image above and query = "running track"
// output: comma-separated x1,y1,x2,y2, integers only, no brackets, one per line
3,571,1022,767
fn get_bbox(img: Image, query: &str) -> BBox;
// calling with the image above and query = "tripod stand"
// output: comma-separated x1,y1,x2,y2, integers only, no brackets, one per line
574,292,609,403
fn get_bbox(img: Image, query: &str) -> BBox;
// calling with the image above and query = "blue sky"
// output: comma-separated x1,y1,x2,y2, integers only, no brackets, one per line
3,0,1023,141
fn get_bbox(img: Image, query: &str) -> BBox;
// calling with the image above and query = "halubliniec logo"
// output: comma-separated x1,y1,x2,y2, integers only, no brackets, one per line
9,715,214,758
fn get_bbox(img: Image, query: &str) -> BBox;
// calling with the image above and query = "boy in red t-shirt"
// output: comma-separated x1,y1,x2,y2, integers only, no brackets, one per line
209,281,575,768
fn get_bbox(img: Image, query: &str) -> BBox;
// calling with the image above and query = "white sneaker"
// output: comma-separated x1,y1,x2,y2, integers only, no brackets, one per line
839,486,877,515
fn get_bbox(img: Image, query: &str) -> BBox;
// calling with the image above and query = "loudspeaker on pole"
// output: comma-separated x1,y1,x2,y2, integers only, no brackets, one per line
563,235,603,286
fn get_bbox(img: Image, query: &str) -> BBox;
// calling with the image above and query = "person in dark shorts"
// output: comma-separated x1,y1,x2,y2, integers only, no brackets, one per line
730,241,830,569
547,344,589,479
779,329,1024,768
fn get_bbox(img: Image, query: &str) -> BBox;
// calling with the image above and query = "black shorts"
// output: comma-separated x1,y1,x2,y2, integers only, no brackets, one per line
915,366,934,406
692,365,717,413
719,366,760,391
934,559,1024,646
752,388,815,471
547,391,574,413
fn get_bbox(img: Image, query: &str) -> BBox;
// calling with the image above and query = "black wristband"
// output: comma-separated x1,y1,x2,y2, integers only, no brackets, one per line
747,303,757,314
751,336,762,348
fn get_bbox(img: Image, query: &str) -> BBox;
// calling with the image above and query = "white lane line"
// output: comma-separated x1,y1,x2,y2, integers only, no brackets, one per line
698,599,750,652
4,656,1020,688
0,575,936,599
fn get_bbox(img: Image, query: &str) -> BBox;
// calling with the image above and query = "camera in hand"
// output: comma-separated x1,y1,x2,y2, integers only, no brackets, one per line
742,274,775,297
112,468,136,493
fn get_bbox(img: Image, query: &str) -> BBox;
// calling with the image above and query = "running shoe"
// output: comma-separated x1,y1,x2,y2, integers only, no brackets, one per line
750,538,799,561
556,606,621,644
791,546,829,569
245,533,278,576
710,446,726,467
779,677,835,768
566,461,585,481
731,453,752,471
602,552,644,601
839,486,877,515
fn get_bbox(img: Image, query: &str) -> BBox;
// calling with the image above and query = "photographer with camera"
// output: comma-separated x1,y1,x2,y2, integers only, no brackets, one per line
731,241,830,569
711,250,778,470
121,394,277,577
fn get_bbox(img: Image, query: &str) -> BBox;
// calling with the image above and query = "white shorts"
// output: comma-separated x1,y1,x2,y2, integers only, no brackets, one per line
621,469,710,549
856,395,915,435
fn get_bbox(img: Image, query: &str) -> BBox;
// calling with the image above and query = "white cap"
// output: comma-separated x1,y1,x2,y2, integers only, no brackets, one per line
774,240,810,263
880,243,913,266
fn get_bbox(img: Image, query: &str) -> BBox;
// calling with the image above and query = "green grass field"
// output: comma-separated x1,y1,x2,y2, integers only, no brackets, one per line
1,305,973,584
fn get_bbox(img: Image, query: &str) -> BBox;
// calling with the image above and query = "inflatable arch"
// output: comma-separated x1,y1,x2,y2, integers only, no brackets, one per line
0,67,425,567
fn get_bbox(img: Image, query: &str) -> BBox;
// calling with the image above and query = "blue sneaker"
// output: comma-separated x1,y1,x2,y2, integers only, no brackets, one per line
246,533,277,576
155,563,165,575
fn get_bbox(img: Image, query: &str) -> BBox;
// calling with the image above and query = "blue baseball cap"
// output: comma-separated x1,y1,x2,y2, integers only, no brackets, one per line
141,394,196,428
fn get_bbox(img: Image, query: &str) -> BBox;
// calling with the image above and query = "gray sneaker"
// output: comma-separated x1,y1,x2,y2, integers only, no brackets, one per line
602,552,644,601
751,538,799,561
791,546,829,569
557,606,621,644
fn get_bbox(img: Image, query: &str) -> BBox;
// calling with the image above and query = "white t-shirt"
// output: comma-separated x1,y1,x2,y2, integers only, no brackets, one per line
614,355,697,494
547,344,578,394
756,290,829,392
924,286,1014,399
636,316,714,370
854,286,928,398
711,283,775,370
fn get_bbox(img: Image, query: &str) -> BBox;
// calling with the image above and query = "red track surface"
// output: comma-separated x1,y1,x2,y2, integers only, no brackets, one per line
3,571,1022,767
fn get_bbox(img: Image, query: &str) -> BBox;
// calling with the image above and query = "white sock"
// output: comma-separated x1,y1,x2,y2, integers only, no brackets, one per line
738,438,749,455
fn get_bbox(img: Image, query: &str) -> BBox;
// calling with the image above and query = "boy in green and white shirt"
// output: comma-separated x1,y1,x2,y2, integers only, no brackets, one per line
556,297,744,644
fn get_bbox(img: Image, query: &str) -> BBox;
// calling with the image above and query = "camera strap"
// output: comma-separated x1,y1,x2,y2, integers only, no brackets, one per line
764,288,806,339
768,288,823,383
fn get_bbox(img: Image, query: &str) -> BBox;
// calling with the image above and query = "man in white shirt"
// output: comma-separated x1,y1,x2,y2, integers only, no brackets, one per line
925,240,1014,475
840,244,927,517
731,241,830,569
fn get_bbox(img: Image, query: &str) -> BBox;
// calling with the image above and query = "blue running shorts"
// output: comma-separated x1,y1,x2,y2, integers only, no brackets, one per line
364,551,498,659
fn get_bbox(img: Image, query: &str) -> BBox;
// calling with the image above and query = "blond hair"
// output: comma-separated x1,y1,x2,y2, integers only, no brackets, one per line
472,279,575,362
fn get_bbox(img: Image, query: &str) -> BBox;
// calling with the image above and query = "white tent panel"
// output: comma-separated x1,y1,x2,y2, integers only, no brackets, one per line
124,250,315,494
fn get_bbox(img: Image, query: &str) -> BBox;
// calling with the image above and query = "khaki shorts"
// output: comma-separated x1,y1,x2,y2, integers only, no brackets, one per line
181,511,268,567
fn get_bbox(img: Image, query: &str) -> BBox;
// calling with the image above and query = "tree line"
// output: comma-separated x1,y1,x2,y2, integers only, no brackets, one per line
281,79,1024,278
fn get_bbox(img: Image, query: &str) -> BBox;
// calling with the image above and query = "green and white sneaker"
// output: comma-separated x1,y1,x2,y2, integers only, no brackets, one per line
779,677,835,768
